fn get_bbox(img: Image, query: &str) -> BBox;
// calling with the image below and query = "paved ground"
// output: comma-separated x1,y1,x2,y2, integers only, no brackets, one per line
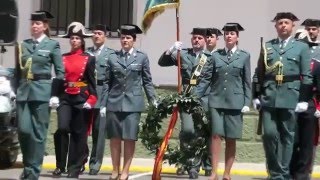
0,155,319,179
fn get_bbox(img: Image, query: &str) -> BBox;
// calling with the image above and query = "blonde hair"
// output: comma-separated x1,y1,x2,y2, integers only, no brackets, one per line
43,21,51,38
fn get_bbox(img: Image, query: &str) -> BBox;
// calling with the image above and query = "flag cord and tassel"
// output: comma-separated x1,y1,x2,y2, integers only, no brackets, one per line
152,6,181,180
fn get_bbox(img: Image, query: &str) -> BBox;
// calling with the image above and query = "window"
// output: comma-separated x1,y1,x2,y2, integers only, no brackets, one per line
40,0,133,37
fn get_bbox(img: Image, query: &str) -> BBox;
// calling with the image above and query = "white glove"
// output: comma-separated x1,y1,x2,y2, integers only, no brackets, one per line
241,106,250,113
252,98,261,110
169,41,182,53
295,102,308,113
100,107,106,117
314,109,320,118
10,91,16,99
49,96,59,108
152,100,159,108
83,102,92,109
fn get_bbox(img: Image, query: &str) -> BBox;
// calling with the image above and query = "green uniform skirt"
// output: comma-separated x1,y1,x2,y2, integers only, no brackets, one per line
105,111,141,140
209,108,243,139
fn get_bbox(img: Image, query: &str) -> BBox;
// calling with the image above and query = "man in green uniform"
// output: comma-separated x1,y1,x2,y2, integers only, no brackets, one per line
290,19,320,180
205,28,222,54
158,28,212,179
252,12,313,180
87,24,115,175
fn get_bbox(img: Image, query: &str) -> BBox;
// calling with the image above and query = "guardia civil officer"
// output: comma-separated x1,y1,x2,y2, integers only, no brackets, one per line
205,28,222,54
252,12,313,180
196,23,251,180
52,22,97,178
290,19,320,180
100,24,157,180
158,28,213,179
16,11,64,179
87,24,115,175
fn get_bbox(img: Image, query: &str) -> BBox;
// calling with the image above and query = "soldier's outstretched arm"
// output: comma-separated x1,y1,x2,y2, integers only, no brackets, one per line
158,50,178,67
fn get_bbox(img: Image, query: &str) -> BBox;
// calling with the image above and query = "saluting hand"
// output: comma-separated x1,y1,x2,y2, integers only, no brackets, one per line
295,102,308,113
169,41,183,53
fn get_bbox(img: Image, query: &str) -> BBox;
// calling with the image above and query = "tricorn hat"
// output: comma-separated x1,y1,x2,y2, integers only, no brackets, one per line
35,10,54,19
272,12,299,22
190,28,211,37
92,24,110,33
222,23,244,31
294,28,318,45
59,22,93,38
118,24,143,36
207,28,223,36
31,12,48,21
301,18,320,27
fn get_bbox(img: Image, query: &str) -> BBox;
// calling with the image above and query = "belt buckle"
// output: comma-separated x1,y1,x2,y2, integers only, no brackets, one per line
275,74,283,85
190,79,197,85
68,82,75,87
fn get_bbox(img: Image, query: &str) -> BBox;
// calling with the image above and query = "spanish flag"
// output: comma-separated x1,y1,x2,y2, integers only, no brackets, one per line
142,0,180,33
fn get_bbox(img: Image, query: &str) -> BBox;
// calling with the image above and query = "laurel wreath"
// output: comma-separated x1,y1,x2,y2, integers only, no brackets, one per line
139,93,210,167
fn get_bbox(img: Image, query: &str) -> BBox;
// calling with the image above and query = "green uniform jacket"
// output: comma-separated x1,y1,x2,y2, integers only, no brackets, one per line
101,49,156,112
256,38,313,109
196,48,251,110
17,37,64,102
158,49,212,106
87,46,116,108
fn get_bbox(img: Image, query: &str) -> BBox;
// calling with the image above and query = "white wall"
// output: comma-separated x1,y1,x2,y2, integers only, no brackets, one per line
4,0,320,86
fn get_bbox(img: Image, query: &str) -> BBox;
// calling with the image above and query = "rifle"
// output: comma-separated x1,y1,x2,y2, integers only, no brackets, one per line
255,37,266,135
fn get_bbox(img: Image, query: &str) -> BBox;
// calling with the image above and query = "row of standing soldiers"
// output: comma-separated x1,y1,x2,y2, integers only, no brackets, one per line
15,10,320,180
159,12,320,180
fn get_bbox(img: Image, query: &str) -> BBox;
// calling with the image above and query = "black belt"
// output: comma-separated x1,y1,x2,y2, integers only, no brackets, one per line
24,74,51,80
97,80,103,86
264,75,300,82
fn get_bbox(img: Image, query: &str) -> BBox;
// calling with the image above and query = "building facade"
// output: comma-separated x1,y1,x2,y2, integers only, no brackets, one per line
4,0,320,85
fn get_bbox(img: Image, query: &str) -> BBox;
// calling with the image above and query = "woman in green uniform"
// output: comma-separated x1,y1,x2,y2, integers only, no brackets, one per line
16,11,64,180
196,23,251,180
100,24,157,180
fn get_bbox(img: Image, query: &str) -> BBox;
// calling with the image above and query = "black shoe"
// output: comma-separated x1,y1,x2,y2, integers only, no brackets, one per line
188,169,199,179
89,169,99,175
52,168,65,176
204,170,212,176
80,165,85,174
67,171,79,178
176,167,186,175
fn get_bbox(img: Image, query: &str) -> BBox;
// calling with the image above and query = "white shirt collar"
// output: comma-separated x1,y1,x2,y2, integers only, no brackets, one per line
34,34,46,43
278,36,292,46
122,47,134,55
225,45,237,54
94,44,105,51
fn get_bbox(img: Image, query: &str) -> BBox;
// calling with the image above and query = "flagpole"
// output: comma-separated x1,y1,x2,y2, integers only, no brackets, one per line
176,8,182,93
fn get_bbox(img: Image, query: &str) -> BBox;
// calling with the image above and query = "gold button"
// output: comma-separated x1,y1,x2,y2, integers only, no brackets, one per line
224,88,226,90
225,72,228,75
225,80,227,82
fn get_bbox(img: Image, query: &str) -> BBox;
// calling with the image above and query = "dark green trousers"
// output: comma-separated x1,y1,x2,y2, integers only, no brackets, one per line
262,107,296,180
89,109,106,171
179,111,212,171
17,101,50,180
